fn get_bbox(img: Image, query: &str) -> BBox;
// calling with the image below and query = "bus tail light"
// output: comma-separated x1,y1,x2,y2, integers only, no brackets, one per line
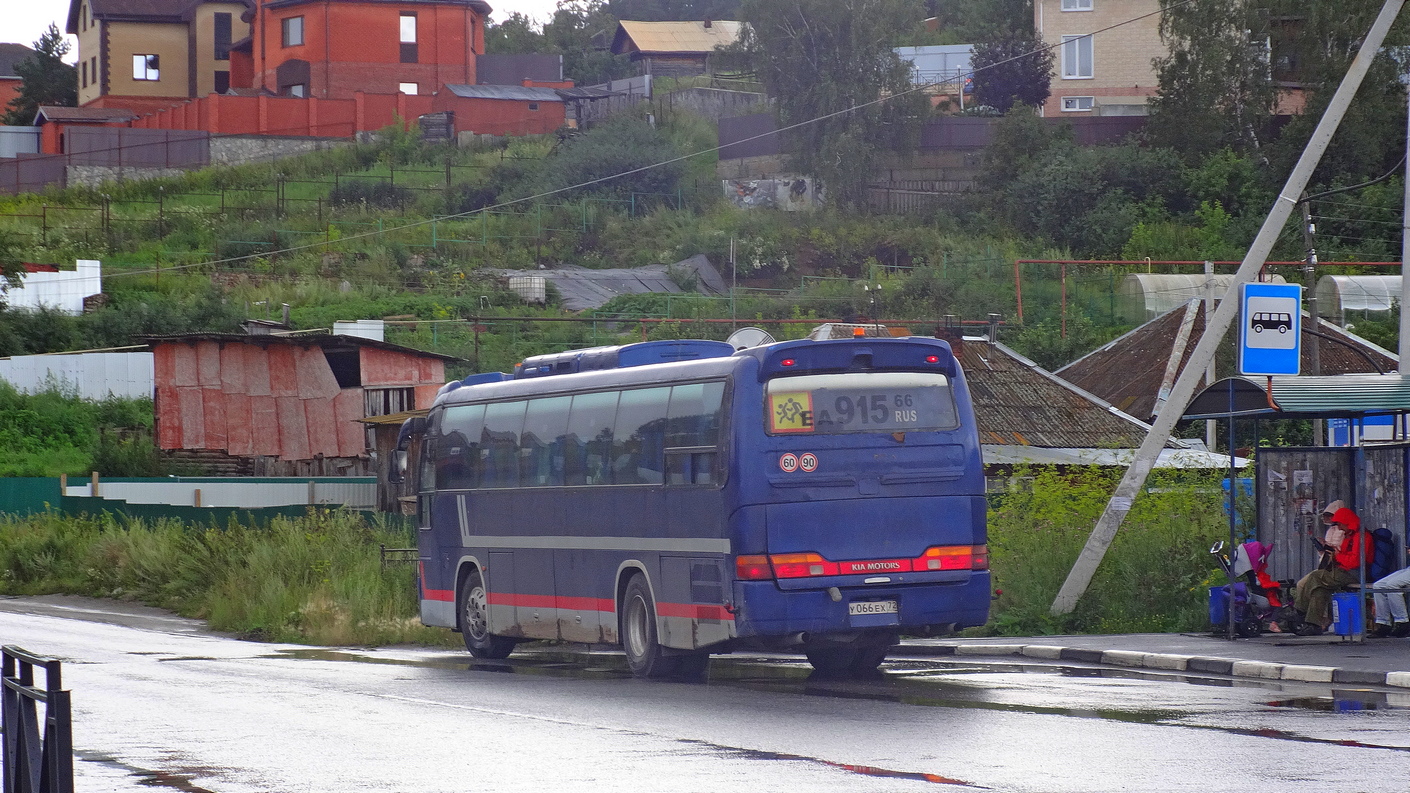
735,555,773,580
915,545,988,571
769,552,839,579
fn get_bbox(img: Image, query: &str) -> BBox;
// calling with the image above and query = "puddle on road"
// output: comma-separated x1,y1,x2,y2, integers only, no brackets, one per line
75,750,218,793
1267,694,1392,712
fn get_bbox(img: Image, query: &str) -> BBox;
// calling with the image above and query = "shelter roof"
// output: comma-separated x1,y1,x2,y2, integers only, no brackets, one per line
33,106,138,124
143,332,459,361
356,409,428,425
488,254,727,312
1059,299,1397,421
1184,375,1410,420
443,83,564,102
611,20,743,56
0,43,36,79
958,337,1185,450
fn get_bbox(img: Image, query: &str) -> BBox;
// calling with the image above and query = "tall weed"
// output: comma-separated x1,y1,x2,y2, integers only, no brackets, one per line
0,510,450,647
986,466,1226,635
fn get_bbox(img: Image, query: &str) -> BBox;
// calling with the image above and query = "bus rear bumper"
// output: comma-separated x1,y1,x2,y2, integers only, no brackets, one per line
731,574,991,639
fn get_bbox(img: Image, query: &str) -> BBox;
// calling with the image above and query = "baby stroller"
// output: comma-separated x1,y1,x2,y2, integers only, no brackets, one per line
1209,541,1287,637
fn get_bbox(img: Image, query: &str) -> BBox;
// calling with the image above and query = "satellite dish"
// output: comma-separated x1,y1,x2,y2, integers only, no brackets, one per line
726,327,776,351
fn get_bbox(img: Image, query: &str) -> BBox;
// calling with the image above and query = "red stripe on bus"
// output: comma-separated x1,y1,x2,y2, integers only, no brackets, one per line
423,589,454,602
657,602,734,621
481,592,731,620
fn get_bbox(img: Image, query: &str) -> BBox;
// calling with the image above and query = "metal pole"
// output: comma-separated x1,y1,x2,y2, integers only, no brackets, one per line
1400,77,1410,372
1227,379,1237,641
1051,0,1407,616
1205,261,1218,451
730,236,737,331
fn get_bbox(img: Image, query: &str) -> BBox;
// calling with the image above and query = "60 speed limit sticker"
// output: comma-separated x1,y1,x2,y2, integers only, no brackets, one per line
778,453,799,472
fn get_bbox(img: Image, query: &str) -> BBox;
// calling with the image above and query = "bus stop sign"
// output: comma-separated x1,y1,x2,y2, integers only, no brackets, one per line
1238,282,1302,376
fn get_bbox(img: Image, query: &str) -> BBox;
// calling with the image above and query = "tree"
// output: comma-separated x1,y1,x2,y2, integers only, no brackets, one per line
608,0,742,20
736,0,930,209
925,0,1032,41
485,12,545,54
1145,1,1277,160
3,25,78,126
970,33,1051,113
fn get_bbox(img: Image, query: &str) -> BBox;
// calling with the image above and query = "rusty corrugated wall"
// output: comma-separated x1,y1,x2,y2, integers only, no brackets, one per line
155,338,445,462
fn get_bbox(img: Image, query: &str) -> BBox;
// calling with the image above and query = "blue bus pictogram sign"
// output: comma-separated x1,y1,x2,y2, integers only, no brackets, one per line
1239,282,1302,376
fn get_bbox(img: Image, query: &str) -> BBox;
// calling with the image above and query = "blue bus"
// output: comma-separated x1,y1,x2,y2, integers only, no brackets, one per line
398,335,989,677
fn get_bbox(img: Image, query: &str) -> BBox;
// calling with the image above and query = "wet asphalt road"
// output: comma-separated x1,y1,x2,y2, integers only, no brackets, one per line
3,597,1409,793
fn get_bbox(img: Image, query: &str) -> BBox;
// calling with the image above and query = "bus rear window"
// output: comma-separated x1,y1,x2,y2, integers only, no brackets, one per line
765,372,958,435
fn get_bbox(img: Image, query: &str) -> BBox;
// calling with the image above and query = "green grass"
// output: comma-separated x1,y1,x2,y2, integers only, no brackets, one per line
0,509,453,646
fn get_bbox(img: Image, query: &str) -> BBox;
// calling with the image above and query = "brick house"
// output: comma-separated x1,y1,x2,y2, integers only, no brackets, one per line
1034,0,1162,117
246,0,489,99
432,83,566,136
67,0,254,114
0,43,37,113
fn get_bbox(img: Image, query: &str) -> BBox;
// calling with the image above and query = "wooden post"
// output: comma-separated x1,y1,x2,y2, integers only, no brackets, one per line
308,479,317,504
90,471,99,497
194,488,202,508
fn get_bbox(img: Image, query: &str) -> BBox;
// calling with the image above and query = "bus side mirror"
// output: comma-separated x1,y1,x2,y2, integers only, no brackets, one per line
406,416,427,435
388,449,408,484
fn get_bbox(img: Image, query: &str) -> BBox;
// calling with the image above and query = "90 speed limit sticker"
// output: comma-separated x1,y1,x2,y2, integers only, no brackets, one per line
799,453,818,472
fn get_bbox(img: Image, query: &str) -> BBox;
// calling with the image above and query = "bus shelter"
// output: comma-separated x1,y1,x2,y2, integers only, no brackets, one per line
1183,375,1410,632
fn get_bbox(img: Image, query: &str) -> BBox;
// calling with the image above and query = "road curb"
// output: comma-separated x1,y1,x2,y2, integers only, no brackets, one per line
893,640,1410,689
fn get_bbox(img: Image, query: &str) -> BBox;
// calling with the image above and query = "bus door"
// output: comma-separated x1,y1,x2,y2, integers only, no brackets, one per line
660,381,733,648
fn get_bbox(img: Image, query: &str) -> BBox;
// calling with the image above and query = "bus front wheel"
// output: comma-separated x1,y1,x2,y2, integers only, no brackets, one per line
459,569,516,659
621,574,678,678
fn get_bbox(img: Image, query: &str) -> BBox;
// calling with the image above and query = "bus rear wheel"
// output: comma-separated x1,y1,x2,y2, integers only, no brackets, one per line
459,569,516,659
621,574,679,678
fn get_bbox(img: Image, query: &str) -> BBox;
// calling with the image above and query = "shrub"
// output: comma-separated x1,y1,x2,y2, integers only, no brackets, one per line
328,179,415,210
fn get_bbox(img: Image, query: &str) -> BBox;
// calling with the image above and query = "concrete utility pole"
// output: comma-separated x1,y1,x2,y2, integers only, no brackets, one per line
1301,196,1324,445
1400,77,1410,374
1051,0,1408,616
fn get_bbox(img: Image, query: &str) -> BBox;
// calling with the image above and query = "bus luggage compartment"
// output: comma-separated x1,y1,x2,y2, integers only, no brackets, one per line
762,495,986,588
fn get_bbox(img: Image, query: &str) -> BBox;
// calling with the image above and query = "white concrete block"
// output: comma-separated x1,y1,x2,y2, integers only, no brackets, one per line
1019,645,1065,659
1231,660,1284,679
1141,653,1189,671
1101,650,1147,667
1386,671,1410,689
954,644,1022,656
1280,665,1336,683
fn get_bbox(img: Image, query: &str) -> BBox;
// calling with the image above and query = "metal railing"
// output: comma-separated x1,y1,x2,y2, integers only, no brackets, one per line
1,646,73,793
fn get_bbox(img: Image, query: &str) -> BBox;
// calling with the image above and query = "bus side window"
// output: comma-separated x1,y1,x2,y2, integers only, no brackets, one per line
614,387,670,485
522,396,570,487
439,404,484,490
666,382,725,486
564,391,618,486
481,401,527,488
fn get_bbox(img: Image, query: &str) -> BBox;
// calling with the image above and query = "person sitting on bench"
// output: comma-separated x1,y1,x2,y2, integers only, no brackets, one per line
1293,506,1374,635
1368,565,1410,638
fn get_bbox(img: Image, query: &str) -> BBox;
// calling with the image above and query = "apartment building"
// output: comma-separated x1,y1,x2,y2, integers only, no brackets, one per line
1034,0,1162,117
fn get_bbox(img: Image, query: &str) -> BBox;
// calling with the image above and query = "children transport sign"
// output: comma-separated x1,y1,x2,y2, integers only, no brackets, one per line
1238,282,1302,376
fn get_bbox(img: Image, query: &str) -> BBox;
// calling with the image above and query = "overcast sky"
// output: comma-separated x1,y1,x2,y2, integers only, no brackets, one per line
6,0,564,61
